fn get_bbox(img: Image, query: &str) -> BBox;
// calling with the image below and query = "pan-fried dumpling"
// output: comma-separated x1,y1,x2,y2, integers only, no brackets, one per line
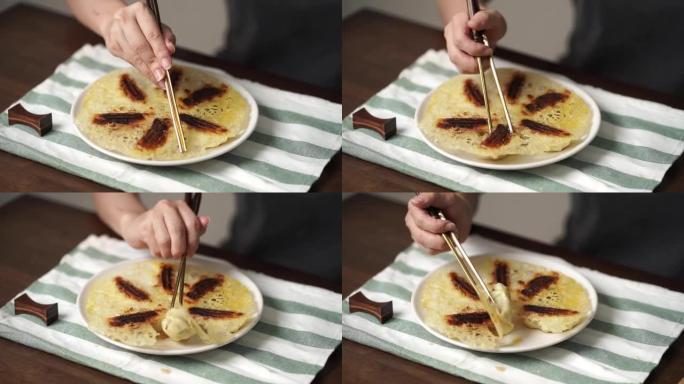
85,261,166,346
75,65,250,161
419,256,591,348
481,257,591,333
182,268,257,344
515,271,591,333
419,69,592,159
420,268,501,349
84,259,257,347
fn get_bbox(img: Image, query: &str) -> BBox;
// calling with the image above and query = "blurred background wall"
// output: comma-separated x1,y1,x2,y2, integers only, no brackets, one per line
0,0,575,61
0,193,572,250
0,0,229,56
0,193,236,248
342,0,575,62
0,0,576,62
351,193,572,244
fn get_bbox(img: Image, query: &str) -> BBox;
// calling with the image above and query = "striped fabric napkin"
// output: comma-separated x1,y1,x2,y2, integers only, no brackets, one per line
0,44,341,192
342,235,684,384
342,49,684,192
0,235,341,384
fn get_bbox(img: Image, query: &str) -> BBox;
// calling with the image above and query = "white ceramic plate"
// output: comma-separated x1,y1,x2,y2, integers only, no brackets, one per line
414,68,601,170
411,251,597,353
77,255,263,355
70,61,259,167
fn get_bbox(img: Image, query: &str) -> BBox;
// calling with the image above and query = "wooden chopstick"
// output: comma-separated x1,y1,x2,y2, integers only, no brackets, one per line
465,0,514,135
170,193,202,308
424,203,507,337
145,0,187,153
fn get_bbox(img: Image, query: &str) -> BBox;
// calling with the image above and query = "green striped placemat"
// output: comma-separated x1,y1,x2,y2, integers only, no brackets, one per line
0,44,341,192
342,235,684,384
0,235,341,384
342,49,684,192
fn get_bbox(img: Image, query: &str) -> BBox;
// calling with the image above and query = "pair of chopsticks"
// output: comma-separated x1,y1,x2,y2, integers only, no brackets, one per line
421,198,507,337
170,193,202,308
146,0,186,153
465,0,513,135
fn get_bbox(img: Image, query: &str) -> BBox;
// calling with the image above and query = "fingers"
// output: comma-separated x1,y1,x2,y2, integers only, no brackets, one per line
145,231,161,258
445,24,479,73
162,25,176,54
141,199,207,259
454,17,493,57
452,11,493,54
446,45,479,73
445,11,501,73
198,216,211,234
408,193,475,244
135,8,172,70
407,201,456,234
410,192,460,210
113,20,157,84
151,206,171,258
159,201,187,259
405,212,448,254
468,10,507,44
177,202,200,258
467,10,495,35
104,2,176,87
123,22,163,84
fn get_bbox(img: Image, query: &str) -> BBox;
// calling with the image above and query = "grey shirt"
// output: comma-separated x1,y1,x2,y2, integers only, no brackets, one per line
224,194,341,284
558,194,684,280
218,0,340,92
565,0,684,98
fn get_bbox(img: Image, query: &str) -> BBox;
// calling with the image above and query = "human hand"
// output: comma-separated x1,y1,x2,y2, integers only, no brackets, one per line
99,1,176,88
120,199,210,259
405,193,476,254
443,9,506,73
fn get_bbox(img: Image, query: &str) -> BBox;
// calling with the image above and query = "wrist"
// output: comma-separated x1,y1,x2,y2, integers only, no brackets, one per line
97,11,115,38
118,211,138,238
95,2,125,38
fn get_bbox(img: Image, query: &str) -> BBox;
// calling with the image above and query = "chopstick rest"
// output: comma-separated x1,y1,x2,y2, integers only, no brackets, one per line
14,293,58,325
8,103,52,136
349,291,393,324
352,108,396,140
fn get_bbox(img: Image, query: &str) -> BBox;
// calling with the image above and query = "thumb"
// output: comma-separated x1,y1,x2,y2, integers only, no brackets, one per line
409,192,435,208
198,216,211,234
162,25,176,53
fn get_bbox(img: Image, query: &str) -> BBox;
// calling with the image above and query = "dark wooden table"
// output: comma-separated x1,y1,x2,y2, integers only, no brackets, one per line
0,195,341,384
341,10,684,192
0,4,340,192
341,194,684,384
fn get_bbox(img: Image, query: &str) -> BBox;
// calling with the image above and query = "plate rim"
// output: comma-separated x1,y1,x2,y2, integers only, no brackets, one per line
70,60,259,167
410,251,598,353
76,254,263,355
413,67,602,170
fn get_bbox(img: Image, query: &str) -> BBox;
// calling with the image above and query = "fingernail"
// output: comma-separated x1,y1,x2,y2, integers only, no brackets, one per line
446,223,457,232
161,57,171,70
199,216,211,226
154,68,164,81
